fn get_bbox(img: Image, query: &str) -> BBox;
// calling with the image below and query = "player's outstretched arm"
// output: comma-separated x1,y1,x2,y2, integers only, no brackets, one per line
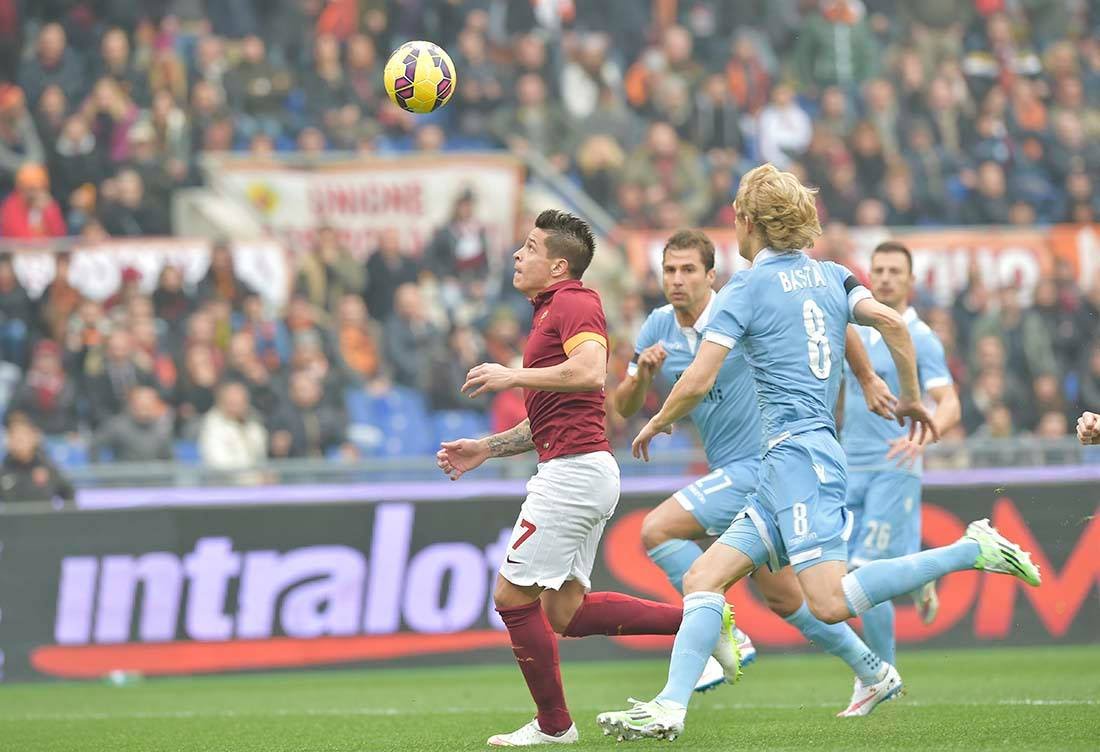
436,418,533,480
613,343,666,417
462,341,606,397
844,324,897,420
853,297,939,445
1078,411,1100,445
632,340,727,461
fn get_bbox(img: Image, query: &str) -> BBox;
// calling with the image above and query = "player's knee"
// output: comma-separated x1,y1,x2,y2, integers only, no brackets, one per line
682,562,718,595
492,578,512,609
805,593,850,625
761,588,803,619
640,509,672,550
493,577,533,610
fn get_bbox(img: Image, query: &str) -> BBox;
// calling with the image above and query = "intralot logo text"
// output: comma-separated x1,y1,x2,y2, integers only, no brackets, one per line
53,504,513,646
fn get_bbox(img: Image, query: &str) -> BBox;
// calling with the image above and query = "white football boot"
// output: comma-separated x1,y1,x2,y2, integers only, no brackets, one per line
695,627,755,692
736,627,758,667
693,656,726,693
837,662,903,717
596,698,686,741
487,720,578,746
710,603,743,685
966,518,1042,586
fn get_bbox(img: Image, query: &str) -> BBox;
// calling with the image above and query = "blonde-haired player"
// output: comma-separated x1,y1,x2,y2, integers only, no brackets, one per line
597,165,1042,742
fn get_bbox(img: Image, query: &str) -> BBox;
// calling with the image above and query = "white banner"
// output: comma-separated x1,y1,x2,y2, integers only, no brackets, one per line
211,154,525,258
7,238,290,309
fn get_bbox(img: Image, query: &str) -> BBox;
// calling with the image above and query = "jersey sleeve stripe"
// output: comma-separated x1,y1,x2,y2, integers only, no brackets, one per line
563,332,607,354
847,286,872,316
923,375,952,389
702,330,736,349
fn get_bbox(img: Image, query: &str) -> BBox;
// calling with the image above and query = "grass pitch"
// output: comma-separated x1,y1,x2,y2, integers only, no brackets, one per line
1,645,1097,751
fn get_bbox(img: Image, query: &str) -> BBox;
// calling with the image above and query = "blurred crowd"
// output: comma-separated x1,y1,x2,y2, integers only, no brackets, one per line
1,0,1099,239
0,0,1097,495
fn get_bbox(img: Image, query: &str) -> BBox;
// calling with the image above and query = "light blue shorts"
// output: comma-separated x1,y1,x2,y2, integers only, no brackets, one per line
717,429,853,574
674,458,761,536
846,469,923,567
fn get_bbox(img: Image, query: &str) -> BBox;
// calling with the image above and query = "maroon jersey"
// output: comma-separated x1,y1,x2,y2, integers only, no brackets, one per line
523,279,612,462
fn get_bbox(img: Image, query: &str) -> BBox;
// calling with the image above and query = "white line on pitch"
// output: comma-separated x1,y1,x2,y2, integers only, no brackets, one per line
2,699,1096,722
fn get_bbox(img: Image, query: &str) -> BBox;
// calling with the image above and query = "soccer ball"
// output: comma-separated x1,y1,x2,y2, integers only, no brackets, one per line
383,40,456,114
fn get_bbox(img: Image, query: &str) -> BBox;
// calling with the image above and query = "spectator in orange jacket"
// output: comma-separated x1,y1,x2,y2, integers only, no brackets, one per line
0,162,66,237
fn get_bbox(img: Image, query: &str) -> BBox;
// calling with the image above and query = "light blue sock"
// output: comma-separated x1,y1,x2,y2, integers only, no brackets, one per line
647,539,703,593
656,592,725,707
859,601,896,665
784,602,883,684
843,540,979,616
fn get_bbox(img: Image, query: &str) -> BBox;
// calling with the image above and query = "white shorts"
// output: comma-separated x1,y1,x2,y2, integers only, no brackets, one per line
499,451,620,591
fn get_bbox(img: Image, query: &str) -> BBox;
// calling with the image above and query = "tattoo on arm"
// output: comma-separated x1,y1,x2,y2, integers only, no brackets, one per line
487,418,535,458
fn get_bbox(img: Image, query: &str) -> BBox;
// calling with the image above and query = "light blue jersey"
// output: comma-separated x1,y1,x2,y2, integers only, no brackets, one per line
703,249,872,573
842,308,953,476
629,295,761,468
703,251,869,446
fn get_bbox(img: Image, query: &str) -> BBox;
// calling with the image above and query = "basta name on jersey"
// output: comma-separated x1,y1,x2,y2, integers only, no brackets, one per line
777,264,828,293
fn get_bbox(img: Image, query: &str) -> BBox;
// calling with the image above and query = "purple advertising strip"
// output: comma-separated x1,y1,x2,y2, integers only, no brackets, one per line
76,464,1100,509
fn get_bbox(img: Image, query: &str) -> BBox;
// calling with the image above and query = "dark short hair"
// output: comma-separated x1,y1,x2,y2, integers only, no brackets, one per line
872,240,912,273
662,229,716,270
535,209,596,279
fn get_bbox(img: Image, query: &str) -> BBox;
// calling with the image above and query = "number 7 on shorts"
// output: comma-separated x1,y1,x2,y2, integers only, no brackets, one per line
514,519,537,549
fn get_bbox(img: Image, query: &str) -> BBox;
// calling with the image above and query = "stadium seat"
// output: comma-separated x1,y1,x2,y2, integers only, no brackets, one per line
347,423,385,456
345,387,374,425
432,410,491,447
174,440,200,464
45,436,90,467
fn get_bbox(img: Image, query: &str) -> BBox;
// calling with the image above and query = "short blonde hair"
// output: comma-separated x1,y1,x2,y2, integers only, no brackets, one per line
734,164,822,250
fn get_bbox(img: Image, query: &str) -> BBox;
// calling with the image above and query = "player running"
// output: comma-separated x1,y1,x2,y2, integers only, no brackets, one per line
436,210,740,747
840,240,961,670
614,229,904,713
596,165,1041,742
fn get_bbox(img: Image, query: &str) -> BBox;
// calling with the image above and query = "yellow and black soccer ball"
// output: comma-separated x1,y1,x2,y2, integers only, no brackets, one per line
383,40,456,114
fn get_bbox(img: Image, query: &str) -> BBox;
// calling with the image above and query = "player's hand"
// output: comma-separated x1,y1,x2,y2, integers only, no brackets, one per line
886,435,925,469
635,343,667,379
894,397,940,446
436,438,490,481
631,417,673,462
1077,411,1100,445
860,373,898,421
913,581,939,625
461,362,515,398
